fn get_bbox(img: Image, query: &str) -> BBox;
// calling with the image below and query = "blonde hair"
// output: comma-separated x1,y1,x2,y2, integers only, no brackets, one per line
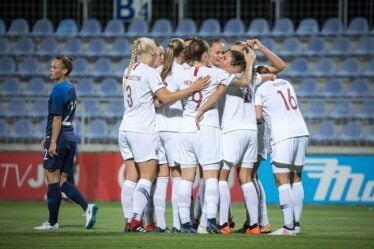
232,41,249,53
123,37,156,88
160,38,184,81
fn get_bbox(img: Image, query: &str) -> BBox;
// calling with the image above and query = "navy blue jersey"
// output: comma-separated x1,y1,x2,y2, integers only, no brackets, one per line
46,80,77,142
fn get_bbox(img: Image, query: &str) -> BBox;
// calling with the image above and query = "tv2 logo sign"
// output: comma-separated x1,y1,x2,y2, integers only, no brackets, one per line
304,158,374,203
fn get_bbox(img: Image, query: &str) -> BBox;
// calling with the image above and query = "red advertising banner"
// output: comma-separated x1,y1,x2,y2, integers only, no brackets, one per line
0,152,244,201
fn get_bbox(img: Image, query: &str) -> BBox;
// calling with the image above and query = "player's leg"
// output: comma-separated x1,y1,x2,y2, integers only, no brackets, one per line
171,166,181,232
193,165,204,227
218,166,231,233
153,163,170,232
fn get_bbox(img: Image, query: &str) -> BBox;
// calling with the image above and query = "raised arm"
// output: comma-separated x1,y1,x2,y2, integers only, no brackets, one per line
229,48,256,88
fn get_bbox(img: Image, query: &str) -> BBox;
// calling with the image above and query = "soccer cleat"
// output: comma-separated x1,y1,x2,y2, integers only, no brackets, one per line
206,220,221,234
33,221,59,230
85,204,98,229
260,224,273,233
144,223,156,232
124,222,131,232
129,219,148,233
154,227,171,233
294,225,301,234
245,224,261,235
219,223,232,234
269,227,296,236
171,227,181,233
197,224,208,234
181,222,197,233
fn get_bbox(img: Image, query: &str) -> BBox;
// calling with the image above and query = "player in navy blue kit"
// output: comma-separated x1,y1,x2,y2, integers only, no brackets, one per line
34,56,98,230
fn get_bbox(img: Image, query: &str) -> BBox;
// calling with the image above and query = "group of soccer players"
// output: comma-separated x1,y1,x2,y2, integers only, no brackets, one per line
118,36,309,236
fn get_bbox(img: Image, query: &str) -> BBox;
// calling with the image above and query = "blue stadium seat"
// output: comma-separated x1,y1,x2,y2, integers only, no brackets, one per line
353,37,374,56
108,119,121,140
91,58,112,77
32,19,53,36
338,122,364,143
116,58,130,77
82,100,102,117
56,19,78,37
297,78,319,98
281,57,309,77
9,119,33,139
18,58,40,76
24,77,47,96
296,18,319,36
346,17,369,36
4,99,27,117
0,37,10,55
247,18,270,36
329,101,353,119
321,17,343,36
86,38,107,56
79,19,101,37
0,57,16,75
198,19,221,37
363,58,374,77
105,100,124,118
37,37,58,56
70,57,88,77
304,37,326,57
126,19,148,37
312,121,337,143
8,18,29,36
347,78,371,98
303,100,327,119
76,78,96,97
278,37,302,57
323,78,345,97
0,119,8,139
271,17,294,37
328,37,351,56
150,19,172,37
367,125,374,144
1,77,21,96
259,38,275,52
86,119,109,141
314,58,336,77
0,19,5,35
63,38,83,56
74,120,82,139
100,78,120,97
103,19,125,37
174,18,197,37
336,58,361,77
355,100,374,120
222,18,245,38
108,38,131,57
32,120,47,140
29,100,47,118
12,37,34,56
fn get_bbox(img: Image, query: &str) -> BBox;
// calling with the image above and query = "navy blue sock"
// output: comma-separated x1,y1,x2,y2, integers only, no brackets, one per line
61,181,88,211
47,183,61,226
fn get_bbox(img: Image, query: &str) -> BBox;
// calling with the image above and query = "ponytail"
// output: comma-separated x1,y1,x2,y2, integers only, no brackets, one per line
123,39,140,89
160,38,184,81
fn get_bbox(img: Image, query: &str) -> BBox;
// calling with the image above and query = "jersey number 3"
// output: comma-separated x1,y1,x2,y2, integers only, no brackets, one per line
126,85,133,108
277,88,298,111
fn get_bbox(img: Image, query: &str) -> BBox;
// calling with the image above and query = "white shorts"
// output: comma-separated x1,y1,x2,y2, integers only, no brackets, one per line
222,130,258,170
158,135,167,165
257,122,269,160
124,131,159,163
270,136,309,174
178,126,222,170
159,131,179,167
118,130,133,160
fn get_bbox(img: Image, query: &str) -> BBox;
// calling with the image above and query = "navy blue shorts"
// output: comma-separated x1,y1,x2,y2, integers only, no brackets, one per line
43,138,77,175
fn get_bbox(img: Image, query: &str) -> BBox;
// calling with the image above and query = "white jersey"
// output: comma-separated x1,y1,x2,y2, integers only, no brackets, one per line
156,62,184,132
174,66,234,132
119,63,165,133
255,78,309,145
221,73,262,133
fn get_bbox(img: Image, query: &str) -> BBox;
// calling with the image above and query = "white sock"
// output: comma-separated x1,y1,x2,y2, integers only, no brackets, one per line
132,179,152,221
194,178,205,220
153,177,169,229
171,177,181,229
178,179,193,224
200,202,207,228
241,181,259,226
278,183,294,229
219,181,231,226
292,181,304,224
205,178,219,219
258,179,270,226
144,182,155,225
121,180,137,223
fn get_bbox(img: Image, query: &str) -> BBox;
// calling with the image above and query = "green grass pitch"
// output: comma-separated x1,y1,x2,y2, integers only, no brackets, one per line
0,201,373,249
